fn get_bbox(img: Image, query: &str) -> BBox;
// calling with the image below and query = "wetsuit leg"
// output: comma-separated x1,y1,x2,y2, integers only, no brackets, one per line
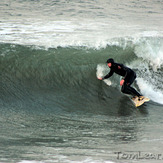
121,83,141,97
121,72,142,97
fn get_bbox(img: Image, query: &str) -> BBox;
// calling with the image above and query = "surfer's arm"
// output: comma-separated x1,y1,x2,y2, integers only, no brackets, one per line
103,69,114,79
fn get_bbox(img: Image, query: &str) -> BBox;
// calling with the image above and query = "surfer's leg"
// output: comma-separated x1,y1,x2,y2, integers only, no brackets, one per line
121,71,142,97
121,83,142,97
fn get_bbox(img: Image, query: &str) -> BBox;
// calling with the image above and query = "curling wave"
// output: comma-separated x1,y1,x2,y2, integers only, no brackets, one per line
1,37,163,113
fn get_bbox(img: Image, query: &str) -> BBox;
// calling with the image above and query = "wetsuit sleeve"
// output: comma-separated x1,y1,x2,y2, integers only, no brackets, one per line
103,69,114,79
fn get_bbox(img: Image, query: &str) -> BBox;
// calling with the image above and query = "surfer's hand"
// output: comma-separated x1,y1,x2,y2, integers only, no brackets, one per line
98,77,103,80
120,79,124,86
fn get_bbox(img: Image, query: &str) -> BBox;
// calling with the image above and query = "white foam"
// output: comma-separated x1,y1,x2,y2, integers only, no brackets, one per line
96,64,112,86
134,37,163,71
137,78,163,104
0,19,163,49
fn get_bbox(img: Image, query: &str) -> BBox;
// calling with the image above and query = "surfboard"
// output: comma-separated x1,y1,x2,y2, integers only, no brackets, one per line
131,96,150,107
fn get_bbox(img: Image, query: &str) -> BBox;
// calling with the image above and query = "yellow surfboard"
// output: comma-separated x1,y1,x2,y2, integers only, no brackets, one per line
131,96,150,107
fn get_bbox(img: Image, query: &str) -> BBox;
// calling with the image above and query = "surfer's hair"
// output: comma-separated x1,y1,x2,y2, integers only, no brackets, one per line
106,58,114,63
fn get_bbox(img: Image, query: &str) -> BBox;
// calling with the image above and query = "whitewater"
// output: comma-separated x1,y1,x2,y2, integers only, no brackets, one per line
0,0,163,163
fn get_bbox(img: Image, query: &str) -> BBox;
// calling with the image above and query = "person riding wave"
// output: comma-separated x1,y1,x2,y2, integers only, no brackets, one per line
98,58,143,100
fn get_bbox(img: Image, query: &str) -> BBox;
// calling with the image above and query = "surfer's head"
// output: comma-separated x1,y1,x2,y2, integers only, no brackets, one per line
106,58,114,68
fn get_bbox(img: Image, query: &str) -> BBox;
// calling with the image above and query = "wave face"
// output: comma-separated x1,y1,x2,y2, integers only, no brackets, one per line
1,37,163,114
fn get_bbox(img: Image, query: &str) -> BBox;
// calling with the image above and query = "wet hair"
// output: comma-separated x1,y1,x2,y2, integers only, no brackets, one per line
106,58,114,63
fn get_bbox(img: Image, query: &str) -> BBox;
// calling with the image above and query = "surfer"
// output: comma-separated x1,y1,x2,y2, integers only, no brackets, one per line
98,58,143,99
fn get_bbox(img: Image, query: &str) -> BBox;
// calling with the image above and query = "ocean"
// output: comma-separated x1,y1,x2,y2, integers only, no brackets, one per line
0,0,163,163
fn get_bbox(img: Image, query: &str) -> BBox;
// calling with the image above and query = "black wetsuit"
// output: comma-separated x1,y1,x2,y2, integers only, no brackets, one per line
103,62,141,97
